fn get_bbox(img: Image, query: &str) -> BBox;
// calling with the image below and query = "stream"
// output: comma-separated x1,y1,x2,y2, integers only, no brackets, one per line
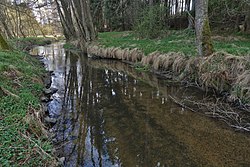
31,43,250,167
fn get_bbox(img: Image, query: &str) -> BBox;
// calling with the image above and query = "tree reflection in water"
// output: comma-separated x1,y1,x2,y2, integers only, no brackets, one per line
52,51,197,167
33,44,250,167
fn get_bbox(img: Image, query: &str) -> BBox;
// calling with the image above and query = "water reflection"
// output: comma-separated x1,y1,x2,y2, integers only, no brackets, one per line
31,44,250,167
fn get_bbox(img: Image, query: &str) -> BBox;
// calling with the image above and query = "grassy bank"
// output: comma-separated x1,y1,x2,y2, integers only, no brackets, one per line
87,31,250,105
0,41,56,165
9,37,54,51
97,31,250,56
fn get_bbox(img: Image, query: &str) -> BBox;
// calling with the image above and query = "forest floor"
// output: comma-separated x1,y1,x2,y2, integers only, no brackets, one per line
97,30,250,56
0,38,57,166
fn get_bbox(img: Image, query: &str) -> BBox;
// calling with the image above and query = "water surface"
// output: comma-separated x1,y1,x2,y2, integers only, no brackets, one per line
31,44,250,167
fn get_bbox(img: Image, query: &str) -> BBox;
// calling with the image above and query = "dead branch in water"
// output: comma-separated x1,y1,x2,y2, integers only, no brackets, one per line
169,95,250,132
168,95,197,113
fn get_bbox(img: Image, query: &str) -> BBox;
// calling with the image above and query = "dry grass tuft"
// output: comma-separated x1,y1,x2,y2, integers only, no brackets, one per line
87,45,144,62
122,48,130,60
25,105,48,138
197,52,249,92
141,51,161,66
152,54,166,70
234,70,250,101
151,52,187,72
87,45,250,104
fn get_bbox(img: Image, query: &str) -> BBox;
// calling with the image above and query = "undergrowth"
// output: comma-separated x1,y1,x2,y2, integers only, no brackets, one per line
0,51,55,166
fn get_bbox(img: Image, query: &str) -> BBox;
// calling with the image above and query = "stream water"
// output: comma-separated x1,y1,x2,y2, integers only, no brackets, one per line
31,44,250,167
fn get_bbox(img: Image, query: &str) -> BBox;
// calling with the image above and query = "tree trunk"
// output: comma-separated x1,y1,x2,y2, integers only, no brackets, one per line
244,4,250,33
56,0,96,51
0,33,10,50
188,0,195,29
195,0,213,57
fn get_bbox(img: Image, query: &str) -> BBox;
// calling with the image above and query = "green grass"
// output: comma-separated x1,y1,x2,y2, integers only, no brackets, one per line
63,43,81,51
9,37,54,51
0,50,54,166
97,30,250,56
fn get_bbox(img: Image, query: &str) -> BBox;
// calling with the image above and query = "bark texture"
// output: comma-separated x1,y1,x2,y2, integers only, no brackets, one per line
55,0,96,51
195,0,213,57
244,3,250,33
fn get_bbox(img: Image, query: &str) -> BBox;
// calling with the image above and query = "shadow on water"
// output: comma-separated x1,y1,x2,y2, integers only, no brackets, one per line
31,44,250,167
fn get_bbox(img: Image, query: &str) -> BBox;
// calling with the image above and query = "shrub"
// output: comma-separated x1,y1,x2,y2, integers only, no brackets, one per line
133,5,167,39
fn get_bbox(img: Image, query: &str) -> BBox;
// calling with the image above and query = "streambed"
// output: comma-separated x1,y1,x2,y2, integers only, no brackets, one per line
31,43,250,167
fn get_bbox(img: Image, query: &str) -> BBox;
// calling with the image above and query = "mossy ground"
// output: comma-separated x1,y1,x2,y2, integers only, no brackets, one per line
97,30,250,56
0,41,55,166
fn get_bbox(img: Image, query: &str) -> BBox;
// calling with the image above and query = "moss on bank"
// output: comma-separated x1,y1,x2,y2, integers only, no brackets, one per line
0,41,56,165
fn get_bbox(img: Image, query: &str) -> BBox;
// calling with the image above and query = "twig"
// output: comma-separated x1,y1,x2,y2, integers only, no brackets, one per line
230,125,250,132
0,86,20,99
168,95,197,112
20,132,54,159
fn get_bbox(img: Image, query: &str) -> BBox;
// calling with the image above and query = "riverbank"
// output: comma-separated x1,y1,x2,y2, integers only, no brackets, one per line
84,31,250,131
87,31,250,105
0,38,57,166
9,37,56,51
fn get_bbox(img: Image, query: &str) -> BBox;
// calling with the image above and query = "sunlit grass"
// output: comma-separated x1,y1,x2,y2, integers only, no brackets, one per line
8,37,54,51
0,50,53,166
98,30,250,56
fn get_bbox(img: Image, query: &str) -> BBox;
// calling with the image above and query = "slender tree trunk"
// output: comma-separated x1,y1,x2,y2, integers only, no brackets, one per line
187,0,194,29
56,0,96,51
55,0,77,40
85,0,96,40
149,0,154,6
195,0,213,56
175,0,178,14
244,4,250,33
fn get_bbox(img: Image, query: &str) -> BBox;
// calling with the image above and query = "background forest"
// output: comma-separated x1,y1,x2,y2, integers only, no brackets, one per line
0,0,249,40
